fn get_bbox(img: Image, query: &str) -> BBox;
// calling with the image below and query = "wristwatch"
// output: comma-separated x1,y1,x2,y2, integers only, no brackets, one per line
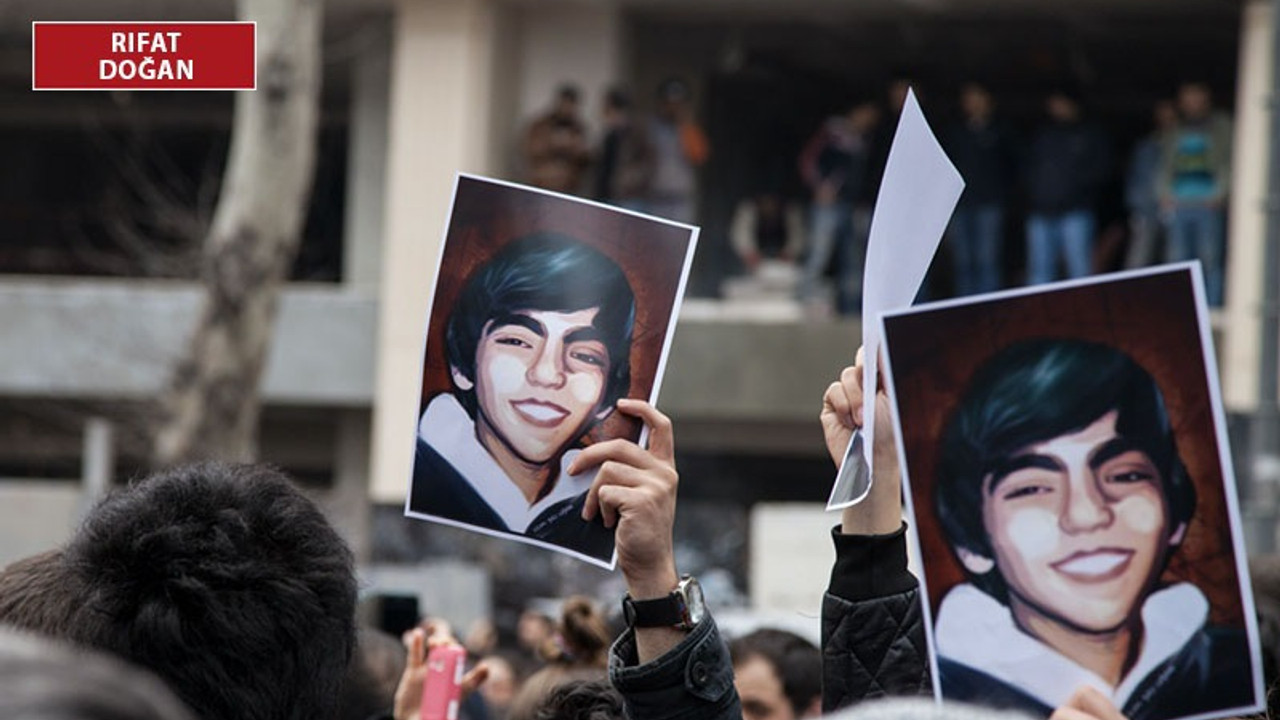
622,575,706,631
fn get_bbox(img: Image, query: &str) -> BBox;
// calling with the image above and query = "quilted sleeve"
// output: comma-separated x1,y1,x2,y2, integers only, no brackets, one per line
821,524,932,713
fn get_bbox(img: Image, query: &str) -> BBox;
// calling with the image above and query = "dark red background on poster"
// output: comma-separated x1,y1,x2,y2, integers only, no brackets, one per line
419,176,694,445
885,268,1246,627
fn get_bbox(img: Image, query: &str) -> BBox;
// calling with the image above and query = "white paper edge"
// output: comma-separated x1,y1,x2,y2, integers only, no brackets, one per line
402,172,699,572
881,261,1265,717
827,88,963,511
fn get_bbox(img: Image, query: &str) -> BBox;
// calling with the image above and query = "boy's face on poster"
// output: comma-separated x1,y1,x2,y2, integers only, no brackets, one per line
460,307,611,464
973,410,1175,634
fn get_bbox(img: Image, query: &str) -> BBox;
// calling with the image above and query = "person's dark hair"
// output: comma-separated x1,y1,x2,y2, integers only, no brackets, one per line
936,339,1196,603
337,628,407,720
0,627,197,720
604,88,631,112
658,77,690,103
529,680,624,720
445,234,635,421
557,84,581,104
0,549,81,635
0,462,358,720
728,628,821,717
540,596,610,668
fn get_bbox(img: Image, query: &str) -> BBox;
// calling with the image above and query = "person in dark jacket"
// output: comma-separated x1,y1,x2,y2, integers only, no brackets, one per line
932,339,1255,719
797,100,882,315
595,88,655,212
944,83,1017,296
1023,90,1110,285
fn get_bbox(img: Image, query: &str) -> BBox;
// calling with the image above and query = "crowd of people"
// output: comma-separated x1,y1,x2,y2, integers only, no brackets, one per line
520,80,709,226
678,77,1233,314
0,345,1276,720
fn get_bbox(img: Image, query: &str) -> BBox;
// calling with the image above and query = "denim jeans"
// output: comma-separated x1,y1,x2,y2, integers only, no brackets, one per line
800,202,853,302
949,204,1004,295
1124,209,1162,270
834,207,872,315
1165,204,1225,306
1026,210,1095,286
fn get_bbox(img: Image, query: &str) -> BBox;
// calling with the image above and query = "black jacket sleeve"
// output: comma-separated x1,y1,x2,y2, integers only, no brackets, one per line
821,523,932,713
609,613,741,720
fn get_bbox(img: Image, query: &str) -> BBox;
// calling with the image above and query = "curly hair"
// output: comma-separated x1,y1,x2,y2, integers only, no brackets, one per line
0,462,357,720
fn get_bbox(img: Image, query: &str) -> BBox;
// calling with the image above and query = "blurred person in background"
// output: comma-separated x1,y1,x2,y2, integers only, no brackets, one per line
797,99,881,316
1124,100,1178,269
465,618,499,658
1023,88,1110,285
0,627,196,720
517,608,556,661
529,680,624,720
594,88,654,212
523,84,592,195
729,628,822,720
644,78,709,223
508,596,611,720
1159,81,1233,306
944,82,1018,296
339,628,409,720
478,653,523,720
729,188,805,275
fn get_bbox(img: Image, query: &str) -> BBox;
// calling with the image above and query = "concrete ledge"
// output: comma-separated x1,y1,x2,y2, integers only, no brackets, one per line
0,277,377,405
660,315,861,422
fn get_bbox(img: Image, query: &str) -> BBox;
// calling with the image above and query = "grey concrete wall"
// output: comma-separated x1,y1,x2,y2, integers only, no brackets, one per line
0,481,80,569
0,278,377,405
661,316,862,421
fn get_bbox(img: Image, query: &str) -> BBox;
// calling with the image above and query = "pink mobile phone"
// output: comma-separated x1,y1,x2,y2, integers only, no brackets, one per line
420,644,467,720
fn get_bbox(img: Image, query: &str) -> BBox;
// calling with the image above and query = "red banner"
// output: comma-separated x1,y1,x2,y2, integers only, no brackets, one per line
33,22,255,90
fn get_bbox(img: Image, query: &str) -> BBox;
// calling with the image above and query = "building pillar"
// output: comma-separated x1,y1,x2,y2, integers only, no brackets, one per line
1223,0,1273,411
371,0,499,504
328,409,373,562
81,417,114,515
342,18,392,292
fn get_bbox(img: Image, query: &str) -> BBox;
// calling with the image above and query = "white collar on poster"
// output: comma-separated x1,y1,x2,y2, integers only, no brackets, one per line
934,582,1209,709
418,393,593,533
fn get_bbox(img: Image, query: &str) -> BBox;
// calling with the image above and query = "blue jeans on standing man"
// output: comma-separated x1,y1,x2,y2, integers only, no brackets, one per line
1025,210,1095,286
1165,203,1225,306
949,203,1004,296
800,201,851,303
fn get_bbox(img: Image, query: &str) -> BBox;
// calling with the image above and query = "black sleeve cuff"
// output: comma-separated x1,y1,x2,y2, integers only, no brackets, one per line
827,522,918,602
608,614,738,718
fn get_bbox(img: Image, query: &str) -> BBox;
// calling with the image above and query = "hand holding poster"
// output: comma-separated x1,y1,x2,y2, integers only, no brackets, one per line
880,265,1263,719
826,88,965,510
403,175,697,569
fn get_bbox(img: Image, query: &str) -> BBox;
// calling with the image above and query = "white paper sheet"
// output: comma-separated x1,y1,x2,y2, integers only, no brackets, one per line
826,88,964,510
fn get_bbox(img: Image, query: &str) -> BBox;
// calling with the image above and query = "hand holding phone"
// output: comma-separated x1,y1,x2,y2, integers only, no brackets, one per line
420,644,467,720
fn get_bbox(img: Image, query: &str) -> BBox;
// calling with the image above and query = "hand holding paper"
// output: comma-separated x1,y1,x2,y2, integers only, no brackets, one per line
827,88,964,510
821,347,902,536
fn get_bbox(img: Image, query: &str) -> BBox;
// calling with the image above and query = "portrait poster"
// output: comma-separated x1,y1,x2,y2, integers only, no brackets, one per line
880,264,1263,719
403,174,697,569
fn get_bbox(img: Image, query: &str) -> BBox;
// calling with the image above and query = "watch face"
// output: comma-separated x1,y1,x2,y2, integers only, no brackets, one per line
682,576,706,626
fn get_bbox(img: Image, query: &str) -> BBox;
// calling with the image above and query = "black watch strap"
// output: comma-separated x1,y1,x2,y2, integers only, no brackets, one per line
625,593,684,628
